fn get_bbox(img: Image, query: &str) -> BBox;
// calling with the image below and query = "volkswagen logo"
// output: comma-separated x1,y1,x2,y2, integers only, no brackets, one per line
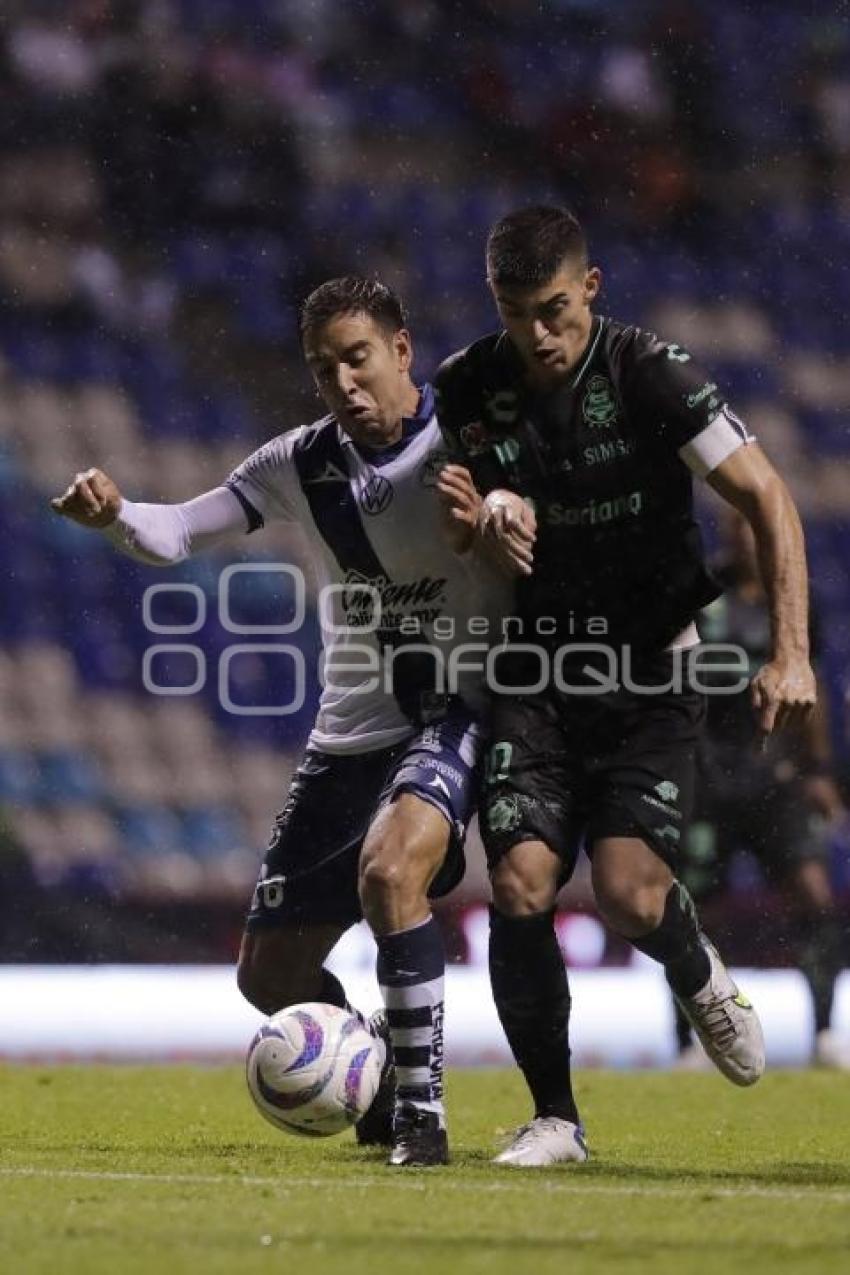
360,474,394,515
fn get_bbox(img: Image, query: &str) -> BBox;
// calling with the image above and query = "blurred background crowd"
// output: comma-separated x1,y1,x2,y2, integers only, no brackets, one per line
1,0,849,964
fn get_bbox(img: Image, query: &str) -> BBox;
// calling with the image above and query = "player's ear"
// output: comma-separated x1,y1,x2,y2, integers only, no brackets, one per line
584,267,601,304
394,328,413,372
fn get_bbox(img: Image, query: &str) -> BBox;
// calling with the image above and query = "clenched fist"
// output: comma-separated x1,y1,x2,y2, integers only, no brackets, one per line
50,468,122,529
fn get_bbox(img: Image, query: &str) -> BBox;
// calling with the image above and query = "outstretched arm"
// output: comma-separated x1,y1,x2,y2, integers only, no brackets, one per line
706,443,816,736
51,467,249,565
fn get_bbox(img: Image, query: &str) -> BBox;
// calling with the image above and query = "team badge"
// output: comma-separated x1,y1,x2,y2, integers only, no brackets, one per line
359,474,394,515
460,421,489,457
582,375,617,428
419,450,451,488
487,794,522,833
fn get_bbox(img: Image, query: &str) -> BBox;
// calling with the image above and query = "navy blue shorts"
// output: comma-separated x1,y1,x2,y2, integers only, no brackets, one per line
247,703,483,929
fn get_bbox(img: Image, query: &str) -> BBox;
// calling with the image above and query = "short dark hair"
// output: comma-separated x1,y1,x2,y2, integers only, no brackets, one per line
299,275,407,343
486,206,587,288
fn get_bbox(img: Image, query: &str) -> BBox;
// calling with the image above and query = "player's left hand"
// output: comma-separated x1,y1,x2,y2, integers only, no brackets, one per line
751,656,816,740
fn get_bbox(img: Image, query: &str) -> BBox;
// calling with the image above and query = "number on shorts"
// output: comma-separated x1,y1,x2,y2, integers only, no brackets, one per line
485,741,513,785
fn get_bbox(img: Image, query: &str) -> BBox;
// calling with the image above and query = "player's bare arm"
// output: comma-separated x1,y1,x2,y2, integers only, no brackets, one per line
50,467,122,529
707,442,816,736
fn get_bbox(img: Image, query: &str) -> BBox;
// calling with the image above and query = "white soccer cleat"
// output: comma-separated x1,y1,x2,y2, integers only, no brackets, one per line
673,1042,712,1073
675,940,765,1087
493,1116,589,1167
813,1029,850,1070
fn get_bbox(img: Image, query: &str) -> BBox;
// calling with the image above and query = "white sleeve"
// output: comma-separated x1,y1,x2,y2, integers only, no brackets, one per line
678,405,755,478
225,430,305,526
102,486,248,565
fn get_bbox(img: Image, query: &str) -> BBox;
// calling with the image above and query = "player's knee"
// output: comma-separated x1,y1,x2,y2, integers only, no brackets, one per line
236,939,308,1015
490,855,556,916
595,877,665,938
358,843,408,909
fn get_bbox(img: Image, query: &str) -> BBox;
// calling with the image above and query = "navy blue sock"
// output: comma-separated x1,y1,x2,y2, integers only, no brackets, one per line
489,907,578,1123
376,915,445,1123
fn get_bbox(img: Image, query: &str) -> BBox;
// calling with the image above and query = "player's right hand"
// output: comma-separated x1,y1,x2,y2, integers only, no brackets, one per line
436,463,483,554
478,489,536,577
50,468,122,529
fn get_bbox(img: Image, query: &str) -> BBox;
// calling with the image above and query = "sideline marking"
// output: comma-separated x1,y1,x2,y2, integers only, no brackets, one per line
2,1166,848,1204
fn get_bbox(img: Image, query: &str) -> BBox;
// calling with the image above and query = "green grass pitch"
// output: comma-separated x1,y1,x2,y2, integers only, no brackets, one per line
1,1065,848,1275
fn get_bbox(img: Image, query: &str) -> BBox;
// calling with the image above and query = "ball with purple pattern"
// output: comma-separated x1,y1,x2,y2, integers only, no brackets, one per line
246,1002,384,1137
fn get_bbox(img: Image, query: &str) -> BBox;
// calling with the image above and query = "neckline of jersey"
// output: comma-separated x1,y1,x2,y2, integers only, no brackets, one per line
568,315,605,389
498,315,605,393
347,383,434,468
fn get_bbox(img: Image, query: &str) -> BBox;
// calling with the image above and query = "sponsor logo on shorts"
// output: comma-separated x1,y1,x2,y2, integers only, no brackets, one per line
641,793,682,820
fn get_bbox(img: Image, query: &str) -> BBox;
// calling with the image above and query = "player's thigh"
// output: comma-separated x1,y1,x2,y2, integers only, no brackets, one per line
359,792,451,895
480,691,584,890
366,701,485,901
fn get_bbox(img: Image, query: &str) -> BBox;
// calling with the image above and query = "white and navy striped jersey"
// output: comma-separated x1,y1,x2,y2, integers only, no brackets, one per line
226,385,510,754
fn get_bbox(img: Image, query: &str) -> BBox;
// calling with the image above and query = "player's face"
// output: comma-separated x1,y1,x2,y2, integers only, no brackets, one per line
490,258,601,387
304,312,417,448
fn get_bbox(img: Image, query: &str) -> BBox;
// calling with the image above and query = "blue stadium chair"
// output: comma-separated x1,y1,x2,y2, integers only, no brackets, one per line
179,806,244,858
0,329,65,379
115,804,186,856
798,409,850,457
0,446,22,490
60,331,125,384
38,750,105,804
713,362,780,403
0,750,42,802
170,234,230,288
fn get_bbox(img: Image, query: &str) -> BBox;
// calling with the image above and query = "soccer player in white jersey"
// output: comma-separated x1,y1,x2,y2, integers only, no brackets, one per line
51,276,508,1167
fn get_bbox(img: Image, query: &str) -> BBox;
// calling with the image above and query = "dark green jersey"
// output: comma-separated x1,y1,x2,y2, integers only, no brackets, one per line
435,317,752,652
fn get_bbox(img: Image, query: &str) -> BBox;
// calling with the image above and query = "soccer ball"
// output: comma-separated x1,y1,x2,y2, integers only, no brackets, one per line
246,1002,384,1137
